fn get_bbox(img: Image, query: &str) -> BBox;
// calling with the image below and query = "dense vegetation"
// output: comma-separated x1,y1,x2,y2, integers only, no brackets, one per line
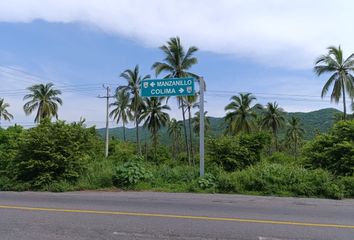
0,39,354,199
0,119,353,199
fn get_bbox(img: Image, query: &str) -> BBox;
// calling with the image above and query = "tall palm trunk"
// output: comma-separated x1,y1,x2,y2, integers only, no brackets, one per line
123,122,126,141
153,131,158,159
181,103,191,165
173,133,177,160
273,128,278,151
294,138,298,160
172,135,176,160
188,106,195,165
342,80,347,120
135,113,141,155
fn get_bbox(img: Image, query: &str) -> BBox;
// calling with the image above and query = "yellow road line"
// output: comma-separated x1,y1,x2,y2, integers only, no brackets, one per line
0,205,353,229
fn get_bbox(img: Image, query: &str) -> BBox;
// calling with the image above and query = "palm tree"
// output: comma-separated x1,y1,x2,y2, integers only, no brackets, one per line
152,36,199,165
168,118,182,159
118,65,150,154
224,93,261,135
109,90,132,141
261,102,285,151
23,83,62,123
193,111,210,135
183,94,199,164
286,117,305,159
314,46,354,120
140,97,170,153
0,98,13,126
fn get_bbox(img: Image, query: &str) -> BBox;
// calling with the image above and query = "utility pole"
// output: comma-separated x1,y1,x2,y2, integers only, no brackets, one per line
98,85,114,158
199,77,205,177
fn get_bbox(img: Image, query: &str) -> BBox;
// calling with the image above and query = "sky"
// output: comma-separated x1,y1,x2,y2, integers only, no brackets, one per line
0,0,354,128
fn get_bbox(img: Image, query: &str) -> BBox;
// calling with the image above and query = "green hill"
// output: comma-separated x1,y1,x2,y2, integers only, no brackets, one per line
98,108,341,143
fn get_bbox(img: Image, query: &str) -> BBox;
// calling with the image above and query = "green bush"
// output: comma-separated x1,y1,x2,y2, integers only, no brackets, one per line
155,164,198,184
304,120,354,176
78,156,115,189
0,125,24,177
13,120,99,188
207,132,270,172
109,140,136,163
176,152,189,164
264,152,303,165
215,171,244,193
146,145,172,164
112,156,152,188
234,162,343,199
339,176,354,198
0,175,30,191
198,174,216,190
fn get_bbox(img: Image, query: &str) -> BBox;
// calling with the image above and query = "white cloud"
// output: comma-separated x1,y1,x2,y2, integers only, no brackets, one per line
0,0,354,69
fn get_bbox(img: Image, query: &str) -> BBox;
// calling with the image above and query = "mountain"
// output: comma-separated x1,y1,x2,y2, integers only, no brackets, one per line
97,108,342,143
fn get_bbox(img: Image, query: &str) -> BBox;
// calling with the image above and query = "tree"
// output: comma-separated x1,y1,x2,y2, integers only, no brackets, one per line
118,65,150,154
261,102,285,151
168,118,182,159
286,116,305,159
224,93,261,135
304,120,354,176
314,46,354,120
193,111,210,136
208,133,269,172
140,97,170,153
13,119,100,188
0,98,13,126
152,36,199,165
23,83,62,123
109,90,132,141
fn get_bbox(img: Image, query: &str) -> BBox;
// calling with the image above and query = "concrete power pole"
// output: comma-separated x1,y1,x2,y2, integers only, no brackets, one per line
98,85,114,158
199,77,205,177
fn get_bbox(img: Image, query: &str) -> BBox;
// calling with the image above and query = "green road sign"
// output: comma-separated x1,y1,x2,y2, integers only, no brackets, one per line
141,77,195,97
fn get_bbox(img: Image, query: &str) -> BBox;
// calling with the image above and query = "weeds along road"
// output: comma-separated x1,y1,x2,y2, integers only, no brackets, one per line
0,191,353,240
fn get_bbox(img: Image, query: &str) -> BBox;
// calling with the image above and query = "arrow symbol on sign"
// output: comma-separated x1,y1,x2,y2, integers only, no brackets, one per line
179,88,184,93
150,82,156,87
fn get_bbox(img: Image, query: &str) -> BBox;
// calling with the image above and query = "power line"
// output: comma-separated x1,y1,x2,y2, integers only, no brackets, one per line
0,85,329,98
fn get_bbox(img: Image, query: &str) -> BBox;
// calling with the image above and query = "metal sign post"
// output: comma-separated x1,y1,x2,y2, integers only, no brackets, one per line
140,77,204,176
199,77,205,177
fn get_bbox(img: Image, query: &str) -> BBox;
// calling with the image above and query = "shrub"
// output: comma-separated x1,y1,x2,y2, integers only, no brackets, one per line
13,120,99,188
112,156,152,188
176,152,189,164
235,162,343,199
216,171,246,193
304,120,354,176
156,164,198,184
0,176,30,191
146,146,172,164
264,152,302,165
198,174,216,190
79,156,115,189
0,125,24,177
339,176,354,198
109,140,136,163
207,132,270,172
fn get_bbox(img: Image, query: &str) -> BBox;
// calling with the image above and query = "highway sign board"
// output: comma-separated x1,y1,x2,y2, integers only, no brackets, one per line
141,77,195,97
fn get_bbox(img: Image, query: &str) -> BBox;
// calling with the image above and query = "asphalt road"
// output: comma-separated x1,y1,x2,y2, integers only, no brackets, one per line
0,191,353,240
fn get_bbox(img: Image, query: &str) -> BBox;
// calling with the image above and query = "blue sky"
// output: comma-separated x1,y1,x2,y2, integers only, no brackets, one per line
0,0,353,128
